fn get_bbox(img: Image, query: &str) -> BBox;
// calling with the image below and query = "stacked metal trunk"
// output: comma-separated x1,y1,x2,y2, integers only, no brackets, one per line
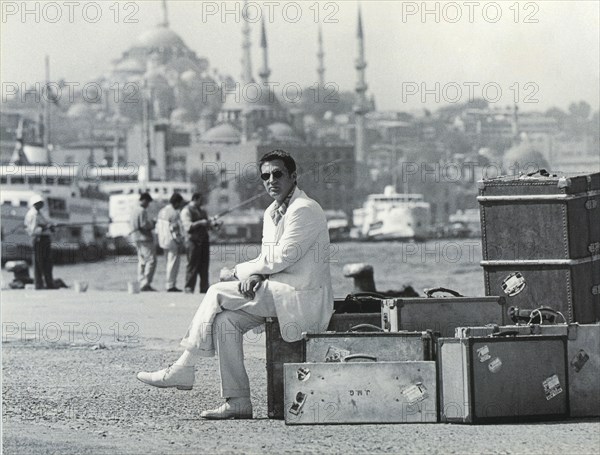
477,171,600,322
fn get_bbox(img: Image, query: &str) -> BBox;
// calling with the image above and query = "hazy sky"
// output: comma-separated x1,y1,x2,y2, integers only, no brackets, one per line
1,0,598,113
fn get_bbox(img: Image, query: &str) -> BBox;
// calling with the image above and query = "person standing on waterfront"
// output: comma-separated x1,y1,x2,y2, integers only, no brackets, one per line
24,195,55,289
130,192,157,292
157,192,185,292
180,192,211,294
137,150,334,420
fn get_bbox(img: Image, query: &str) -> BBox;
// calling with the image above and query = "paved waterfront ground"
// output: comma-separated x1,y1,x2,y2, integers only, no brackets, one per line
2,289,599,455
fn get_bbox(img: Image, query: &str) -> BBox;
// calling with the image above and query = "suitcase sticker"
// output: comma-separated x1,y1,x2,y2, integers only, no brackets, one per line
477,345,491,362
488,357,502,373
501,272,526,296
543,374,563,401
570,350,590,373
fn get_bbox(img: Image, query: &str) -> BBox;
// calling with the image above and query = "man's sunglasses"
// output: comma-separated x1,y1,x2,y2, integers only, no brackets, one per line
260,170,285,181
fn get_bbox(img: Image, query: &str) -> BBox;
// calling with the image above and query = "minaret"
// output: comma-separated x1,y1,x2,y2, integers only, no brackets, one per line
241,0,254,84
317,25,325,87
161,0,169,27
258,18,271,85
353,7,369,163
511,103,520,144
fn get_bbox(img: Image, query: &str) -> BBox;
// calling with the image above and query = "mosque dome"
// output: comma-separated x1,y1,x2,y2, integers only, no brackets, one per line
136,25,185,50
266,122,303,144
201,123,241,144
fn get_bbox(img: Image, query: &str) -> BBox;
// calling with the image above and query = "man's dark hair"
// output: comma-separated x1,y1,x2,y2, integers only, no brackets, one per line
139,192,153,202
259,149,296,175
191,192,203,202
170,192,183,205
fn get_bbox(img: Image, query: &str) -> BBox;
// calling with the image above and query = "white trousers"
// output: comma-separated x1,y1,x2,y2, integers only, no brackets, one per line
165,246,181,289
136,241,156,287
180,281,278,398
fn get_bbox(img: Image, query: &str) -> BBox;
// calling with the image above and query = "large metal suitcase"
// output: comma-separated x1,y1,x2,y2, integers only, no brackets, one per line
304,331,433,362
478,171,600,323
455,323,600,417
478,171,600,260
284,360,437,424
481,258,600,323
266,312,381,419
438,334,569,423
381,288,506,337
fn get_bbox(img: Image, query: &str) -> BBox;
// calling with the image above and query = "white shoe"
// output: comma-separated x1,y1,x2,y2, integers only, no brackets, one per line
200,397,253,420
136,365,195,390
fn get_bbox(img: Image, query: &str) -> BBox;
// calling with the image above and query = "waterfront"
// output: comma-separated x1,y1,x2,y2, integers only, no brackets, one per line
1,240,486,297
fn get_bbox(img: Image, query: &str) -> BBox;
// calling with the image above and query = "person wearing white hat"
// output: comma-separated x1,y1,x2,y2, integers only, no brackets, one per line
24,195,56,289
129,192,157,292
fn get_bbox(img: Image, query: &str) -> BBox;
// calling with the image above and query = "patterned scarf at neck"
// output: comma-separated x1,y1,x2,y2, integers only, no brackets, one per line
270,185,296,226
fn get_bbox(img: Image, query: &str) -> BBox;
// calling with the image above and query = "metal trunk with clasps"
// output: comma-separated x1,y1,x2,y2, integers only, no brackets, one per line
478,171,600,323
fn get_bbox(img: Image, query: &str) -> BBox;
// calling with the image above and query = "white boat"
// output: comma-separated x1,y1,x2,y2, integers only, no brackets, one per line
1,164,111,264
352,185,431,241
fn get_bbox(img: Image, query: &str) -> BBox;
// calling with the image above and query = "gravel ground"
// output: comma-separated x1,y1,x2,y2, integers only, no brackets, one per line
2,290,600,455
3,338,599,455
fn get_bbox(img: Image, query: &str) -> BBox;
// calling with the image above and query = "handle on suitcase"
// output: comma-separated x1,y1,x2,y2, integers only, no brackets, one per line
343,354,378,362
348,324,384,332
529,307,567,325
508,306,567,324
424,287,464,298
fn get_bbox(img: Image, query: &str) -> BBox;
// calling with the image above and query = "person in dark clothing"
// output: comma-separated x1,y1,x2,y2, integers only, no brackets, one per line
180,193,212,293
24,195,56,289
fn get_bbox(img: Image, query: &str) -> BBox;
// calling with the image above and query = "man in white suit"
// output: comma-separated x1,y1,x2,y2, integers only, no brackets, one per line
137,150,334,419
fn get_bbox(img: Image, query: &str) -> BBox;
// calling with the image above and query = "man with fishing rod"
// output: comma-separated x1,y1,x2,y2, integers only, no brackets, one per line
180,192,213,294
137,150,334,419
24,195,56,289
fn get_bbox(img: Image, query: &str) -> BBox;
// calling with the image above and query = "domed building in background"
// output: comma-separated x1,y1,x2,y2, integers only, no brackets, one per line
105,4,222,127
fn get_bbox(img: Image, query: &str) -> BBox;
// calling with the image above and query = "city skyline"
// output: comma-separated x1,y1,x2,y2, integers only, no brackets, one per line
1,1,599,114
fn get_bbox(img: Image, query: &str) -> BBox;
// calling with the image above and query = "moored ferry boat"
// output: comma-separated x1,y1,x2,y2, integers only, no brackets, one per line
352,185,431,241
1,164,110,264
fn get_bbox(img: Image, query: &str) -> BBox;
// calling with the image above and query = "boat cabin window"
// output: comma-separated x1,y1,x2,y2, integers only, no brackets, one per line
20,201,27,207
1,177,7,184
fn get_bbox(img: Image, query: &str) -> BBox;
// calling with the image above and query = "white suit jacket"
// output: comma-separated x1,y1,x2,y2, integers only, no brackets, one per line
235,188,334,341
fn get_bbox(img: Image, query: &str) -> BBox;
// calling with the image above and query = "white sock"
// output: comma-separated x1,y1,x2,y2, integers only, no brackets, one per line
174,349,198,367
